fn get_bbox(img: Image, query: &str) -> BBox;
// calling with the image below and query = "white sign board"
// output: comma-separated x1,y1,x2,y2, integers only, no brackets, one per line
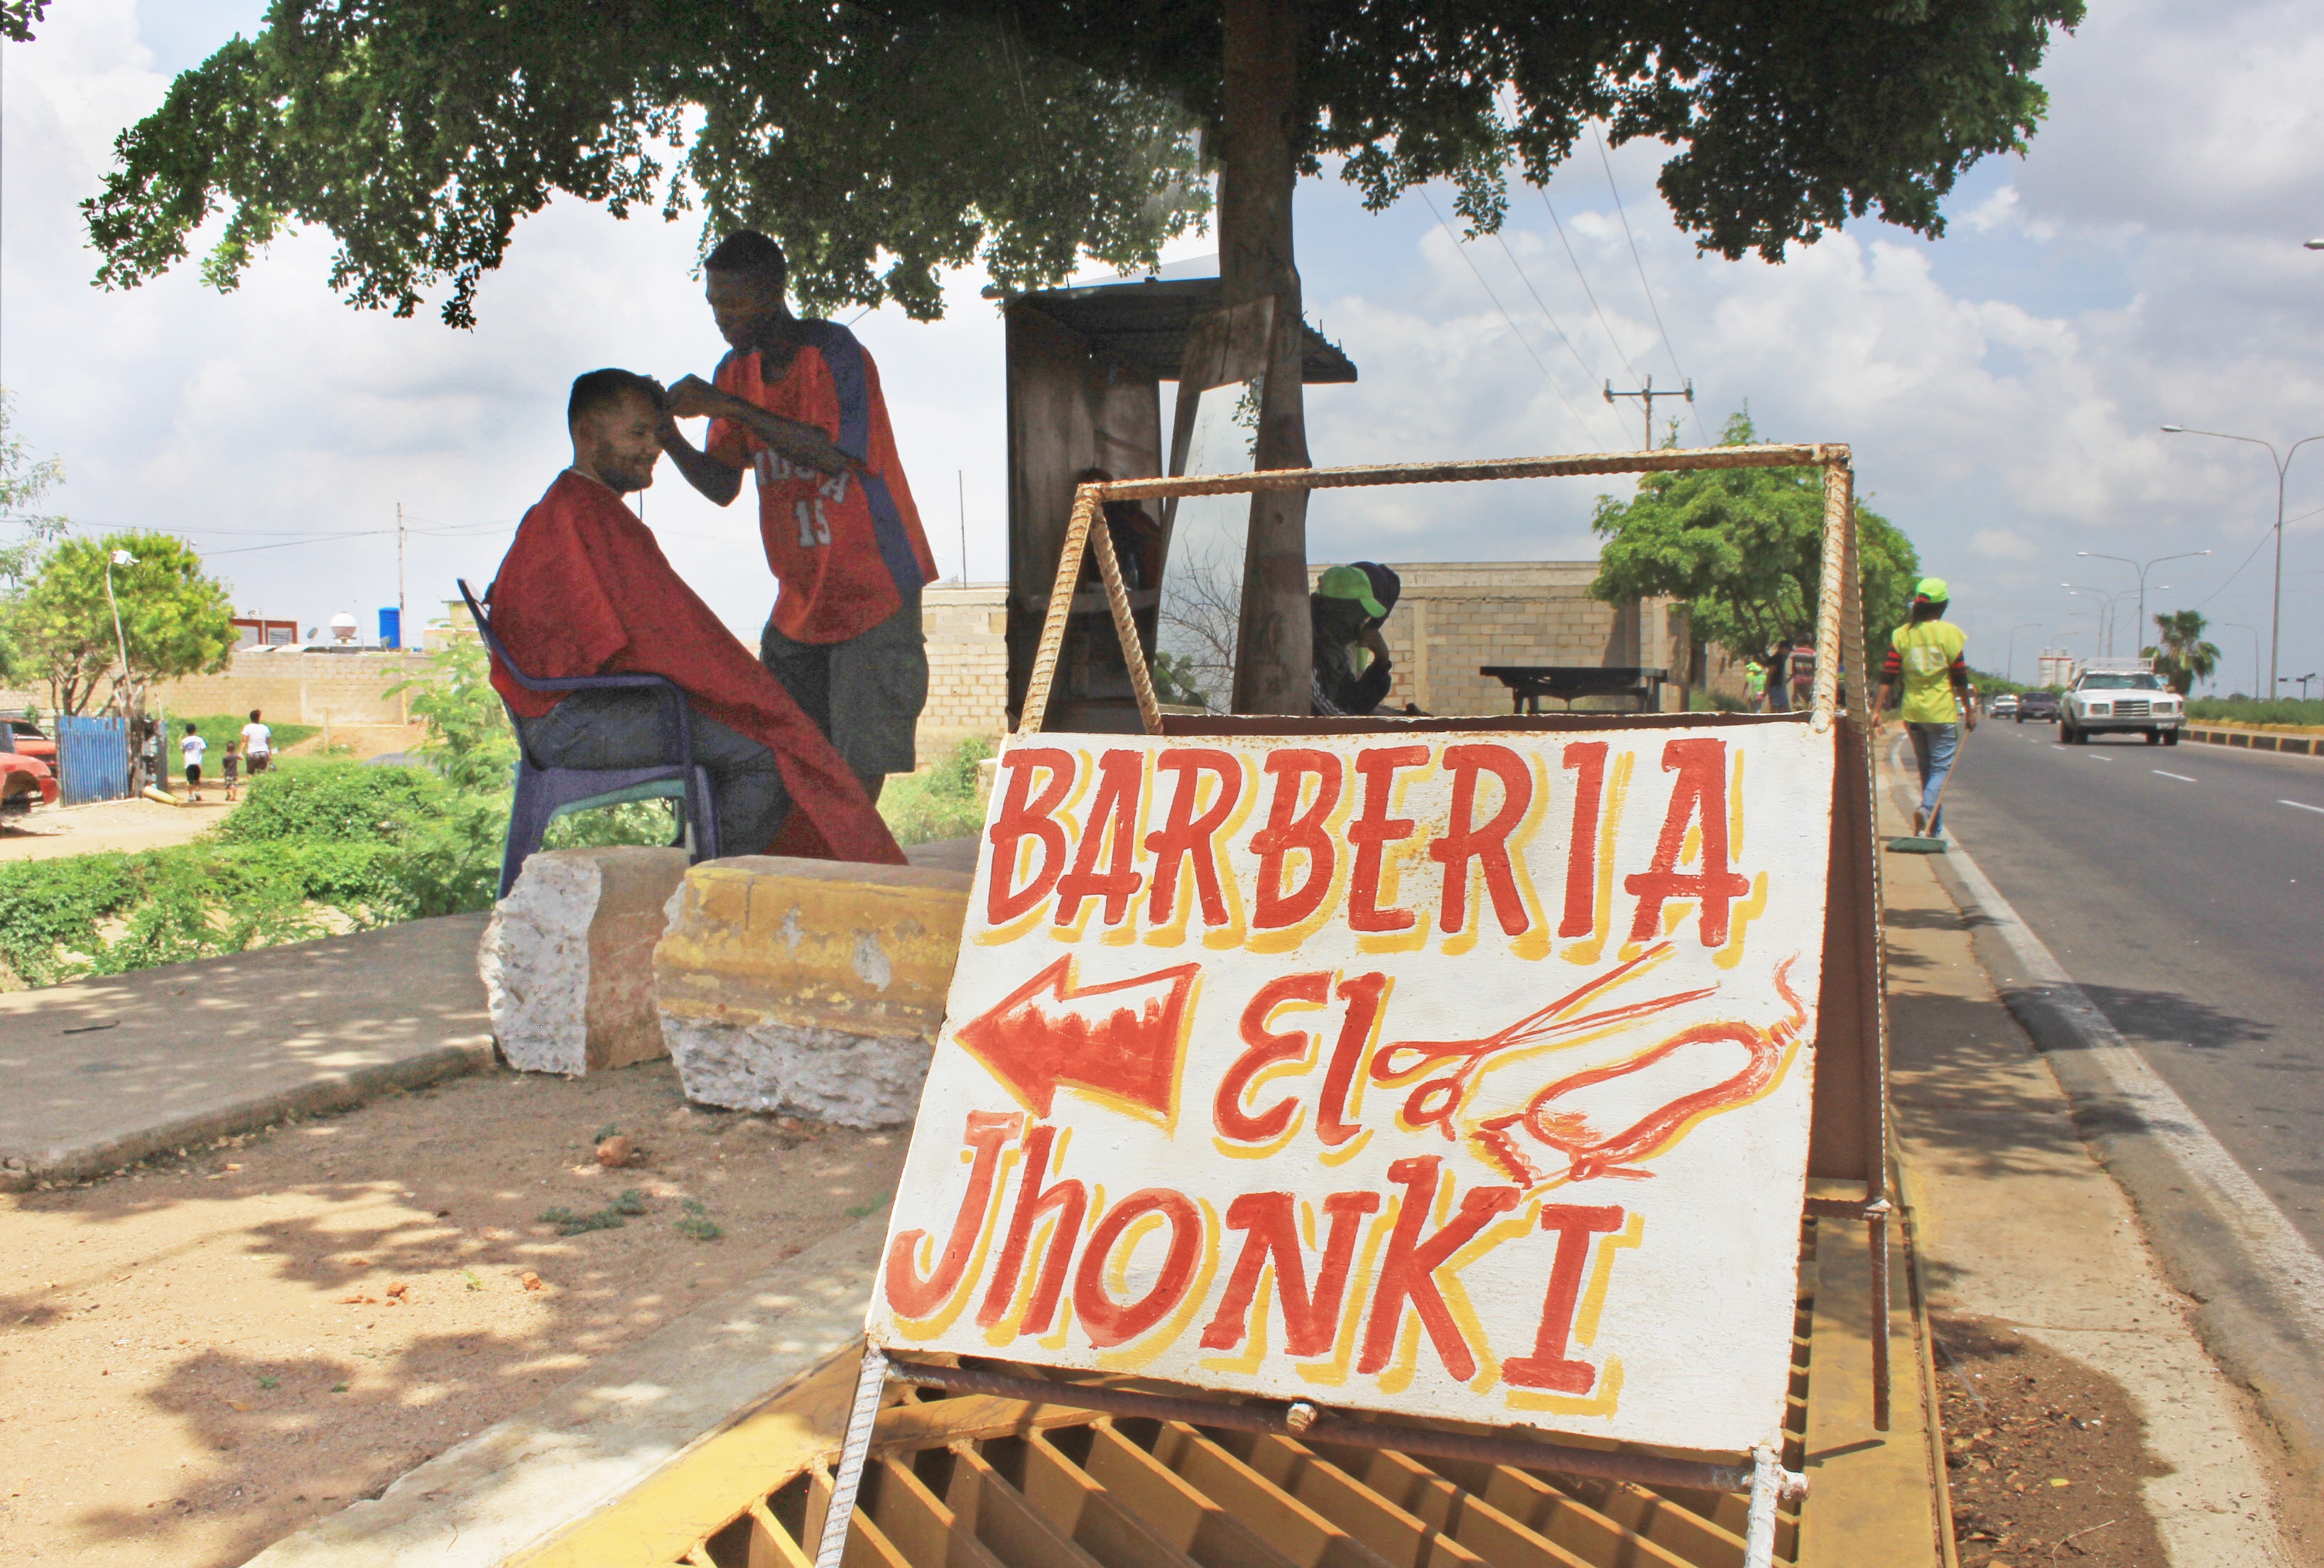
868,722,1835,1456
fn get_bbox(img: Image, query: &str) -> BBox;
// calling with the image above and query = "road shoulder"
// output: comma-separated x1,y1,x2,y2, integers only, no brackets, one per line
1877,751,2313,1563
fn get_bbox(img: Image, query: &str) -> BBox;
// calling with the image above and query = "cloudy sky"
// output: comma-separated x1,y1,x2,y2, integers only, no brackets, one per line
4,0,2320,692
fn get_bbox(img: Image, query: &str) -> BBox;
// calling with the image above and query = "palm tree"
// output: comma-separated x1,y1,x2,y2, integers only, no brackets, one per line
2146,609,2221,696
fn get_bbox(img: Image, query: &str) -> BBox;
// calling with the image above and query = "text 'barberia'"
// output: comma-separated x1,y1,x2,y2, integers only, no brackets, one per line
984,736,1759,951
885,1109,1640,1401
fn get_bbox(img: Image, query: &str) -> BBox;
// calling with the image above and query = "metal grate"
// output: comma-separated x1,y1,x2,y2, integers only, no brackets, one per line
651,1232,1818,1568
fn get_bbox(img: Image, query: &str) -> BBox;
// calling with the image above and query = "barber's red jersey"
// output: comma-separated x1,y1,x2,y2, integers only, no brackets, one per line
486,470,903,865
707,322,935,644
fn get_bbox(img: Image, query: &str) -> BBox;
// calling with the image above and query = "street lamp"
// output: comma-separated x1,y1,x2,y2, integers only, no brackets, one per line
2061,584,2142,657
104,549,136,697
2161,424,2324,694
2220,622,2261,697
2004,623,2041,685
2075,549,2208,650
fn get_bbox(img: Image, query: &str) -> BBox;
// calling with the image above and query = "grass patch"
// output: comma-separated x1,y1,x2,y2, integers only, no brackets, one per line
2188,697,2324,726
170,713,320,758
879,737,994,846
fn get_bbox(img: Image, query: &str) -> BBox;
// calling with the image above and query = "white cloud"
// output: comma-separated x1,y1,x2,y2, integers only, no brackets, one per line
3,0,2320,689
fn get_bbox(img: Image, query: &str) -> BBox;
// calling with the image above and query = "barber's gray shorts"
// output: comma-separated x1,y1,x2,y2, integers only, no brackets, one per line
759,591,928,780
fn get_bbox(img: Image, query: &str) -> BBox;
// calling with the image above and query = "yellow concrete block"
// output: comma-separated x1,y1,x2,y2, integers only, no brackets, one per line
655,855,972,1042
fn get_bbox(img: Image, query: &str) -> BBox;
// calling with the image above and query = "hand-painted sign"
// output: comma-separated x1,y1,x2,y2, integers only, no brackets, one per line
867,722,1835,1456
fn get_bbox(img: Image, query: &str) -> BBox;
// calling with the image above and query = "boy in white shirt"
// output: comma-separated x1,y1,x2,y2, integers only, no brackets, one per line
180,722,207,800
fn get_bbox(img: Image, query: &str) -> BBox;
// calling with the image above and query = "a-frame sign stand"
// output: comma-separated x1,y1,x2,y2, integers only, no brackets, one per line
818,444,1888,1568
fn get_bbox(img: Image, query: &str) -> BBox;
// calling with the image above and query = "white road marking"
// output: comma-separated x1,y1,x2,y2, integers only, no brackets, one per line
2281,800,2324,816
2153,771,2197,783
2087,754,2114,762
1940,841,2324,1346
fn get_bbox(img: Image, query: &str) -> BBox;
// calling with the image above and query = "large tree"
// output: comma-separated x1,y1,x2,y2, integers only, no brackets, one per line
65,0,2080,712
6,533,237,715
1590,411,1921,669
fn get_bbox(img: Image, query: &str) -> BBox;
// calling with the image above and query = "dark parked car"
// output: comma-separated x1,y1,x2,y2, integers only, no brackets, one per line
2016,690,2060,722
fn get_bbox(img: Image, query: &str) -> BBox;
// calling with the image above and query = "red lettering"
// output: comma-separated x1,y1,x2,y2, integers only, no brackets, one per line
1144,748,1242,927
1624,738,1751,945
986,748,1076,924
1318,971,1388,1146
1198,1190,1383,1356
1429,744,1533,935
1053,748,1144,927
1558,742,1608,938
1347,745,1430,932
975,1124,1087,1335
1502,1204,1626,1392
1073,1188,1203,1347
1358,1155,1521,1380
1251,750,1343,930
1215,973,1331,1143
882,1110,1024,1319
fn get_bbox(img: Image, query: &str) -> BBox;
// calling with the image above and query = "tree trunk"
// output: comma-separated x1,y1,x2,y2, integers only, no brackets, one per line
1220,0,1310,715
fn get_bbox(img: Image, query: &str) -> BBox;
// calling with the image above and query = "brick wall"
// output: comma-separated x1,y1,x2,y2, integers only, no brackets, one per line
917,583,1010,761
1312,562,1690,717
146,650,437,725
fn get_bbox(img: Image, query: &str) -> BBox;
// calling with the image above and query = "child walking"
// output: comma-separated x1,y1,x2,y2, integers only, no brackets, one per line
222,741,241,802
180,721,207,802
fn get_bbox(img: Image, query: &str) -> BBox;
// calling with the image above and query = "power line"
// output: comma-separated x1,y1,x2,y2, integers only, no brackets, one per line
1420,190,1614,450
1538,187,1640,379
1484,229,1603,389
1593,127,1710,444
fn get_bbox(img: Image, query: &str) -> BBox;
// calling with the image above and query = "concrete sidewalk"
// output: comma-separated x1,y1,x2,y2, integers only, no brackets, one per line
0,913,492,1186
1877,751,2309,1563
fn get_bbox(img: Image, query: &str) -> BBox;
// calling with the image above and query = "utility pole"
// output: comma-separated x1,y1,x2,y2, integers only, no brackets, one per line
396,503,407,649
1604,374,1693,452
957,469,970,583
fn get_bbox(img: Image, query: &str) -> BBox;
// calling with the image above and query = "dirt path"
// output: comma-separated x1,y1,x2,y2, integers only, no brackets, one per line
0,795,241,862
0,1060,907,1567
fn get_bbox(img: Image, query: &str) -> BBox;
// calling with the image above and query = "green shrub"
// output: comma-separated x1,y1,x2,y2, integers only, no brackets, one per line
878,737,995,846
2187,697,2324,726
213,759,442,844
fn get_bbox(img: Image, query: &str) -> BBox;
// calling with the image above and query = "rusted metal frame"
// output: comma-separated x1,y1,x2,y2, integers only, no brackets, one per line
1087,503,1166,734
813,1344,894,1568
882,1356,1804,1502
1019,486,1102,736
1088,443,1846,503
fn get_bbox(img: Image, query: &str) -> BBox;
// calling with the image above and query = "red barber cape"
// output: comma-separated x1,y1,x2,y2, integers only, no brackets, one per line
487,469,903,865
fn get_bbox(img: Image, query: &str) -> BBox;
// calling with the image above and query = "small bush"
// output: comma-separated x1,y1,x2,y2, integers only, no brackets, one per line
879,737,994,846
214,761,440,844
2187,697,2324,726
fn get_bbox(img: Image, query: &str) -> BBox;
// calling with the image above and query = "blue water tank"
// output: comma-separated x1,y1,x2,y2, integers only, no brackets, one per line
379,606,402,650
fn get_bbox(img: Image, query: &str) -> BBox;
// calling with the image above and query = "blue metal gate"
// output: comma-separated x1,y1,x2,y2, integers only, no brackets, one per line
56,715,130,806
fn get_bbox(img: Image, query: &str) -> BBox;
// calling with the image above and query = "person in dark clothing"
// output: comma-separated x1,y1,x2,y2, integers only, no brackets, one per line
1311,565,1395,715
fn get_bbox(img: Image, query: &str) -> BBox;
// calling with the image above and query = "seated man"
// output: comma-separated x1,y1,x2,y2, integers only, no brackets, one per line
486,369,902,866
1310,565,1396,716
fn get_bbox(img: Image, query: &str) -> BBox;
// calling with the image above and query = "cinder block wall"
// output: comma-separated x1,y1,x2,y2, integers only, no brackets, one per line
147,650,436,724
1309,562,1691,717
917,582,1010,761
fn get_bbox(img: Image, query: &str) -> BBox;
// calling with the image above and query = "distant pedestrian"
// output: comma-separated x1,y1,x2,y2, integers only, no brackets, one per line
1743,658,1768,712
222,741,241,802
1877,577,1977,837
1765,640,1793,712
180,722,207,801
240,709,273,774
1788,642,1818,711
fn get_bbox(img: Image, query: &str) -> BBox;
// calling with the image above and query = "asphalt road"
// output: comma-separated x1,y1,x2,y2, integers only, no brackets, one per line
1935,723,2324,1256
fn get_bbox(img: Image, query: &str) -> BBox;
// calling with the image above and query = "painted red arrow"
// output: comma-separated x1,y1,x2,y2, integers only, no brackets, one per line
953,956,1201,1123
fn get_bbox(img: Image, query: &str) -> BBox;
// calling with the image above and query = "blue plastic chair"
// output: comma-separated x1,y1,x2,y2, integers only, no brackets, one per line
457,580,720,898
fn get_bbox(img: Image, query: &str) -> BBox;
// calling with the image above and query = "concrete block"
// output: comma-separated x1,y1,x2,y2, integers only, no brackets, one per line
656,856,972,1126
479,846,692,1075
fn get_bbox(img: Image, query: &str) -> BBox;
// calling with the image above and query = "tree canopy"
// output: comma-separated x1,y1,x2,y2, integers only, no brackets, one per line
2146,609,2220,697
77,0,2082,327
0,389,71,587
1590,412,1921,663
6,532,237,715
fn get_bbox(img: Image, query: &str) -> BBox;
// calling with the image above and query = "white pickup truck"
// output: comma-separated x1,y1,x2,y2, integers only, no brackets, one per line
2060,657,2184,746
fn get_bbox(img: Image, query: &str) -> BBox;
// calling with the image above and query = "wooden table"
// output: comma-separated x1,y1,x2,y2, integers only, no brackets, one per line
1479,665,1668,714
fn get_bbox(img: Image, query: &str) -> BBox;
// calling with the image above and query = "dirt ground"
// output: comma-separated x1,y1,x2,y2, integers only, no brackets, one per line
0,794,242,862
0,1058,908,1567
1933,1312,2173,1567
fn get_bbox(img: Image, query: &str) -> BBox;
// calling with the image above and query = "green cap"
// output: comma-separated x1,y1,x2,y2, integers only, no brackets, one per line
1317,565,1387,619
1913,577,1950,604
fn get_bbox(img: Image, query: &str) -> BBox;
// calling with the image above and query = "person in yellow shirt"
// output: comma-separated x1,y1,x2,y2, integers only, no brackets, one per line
1877,578,1977,838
